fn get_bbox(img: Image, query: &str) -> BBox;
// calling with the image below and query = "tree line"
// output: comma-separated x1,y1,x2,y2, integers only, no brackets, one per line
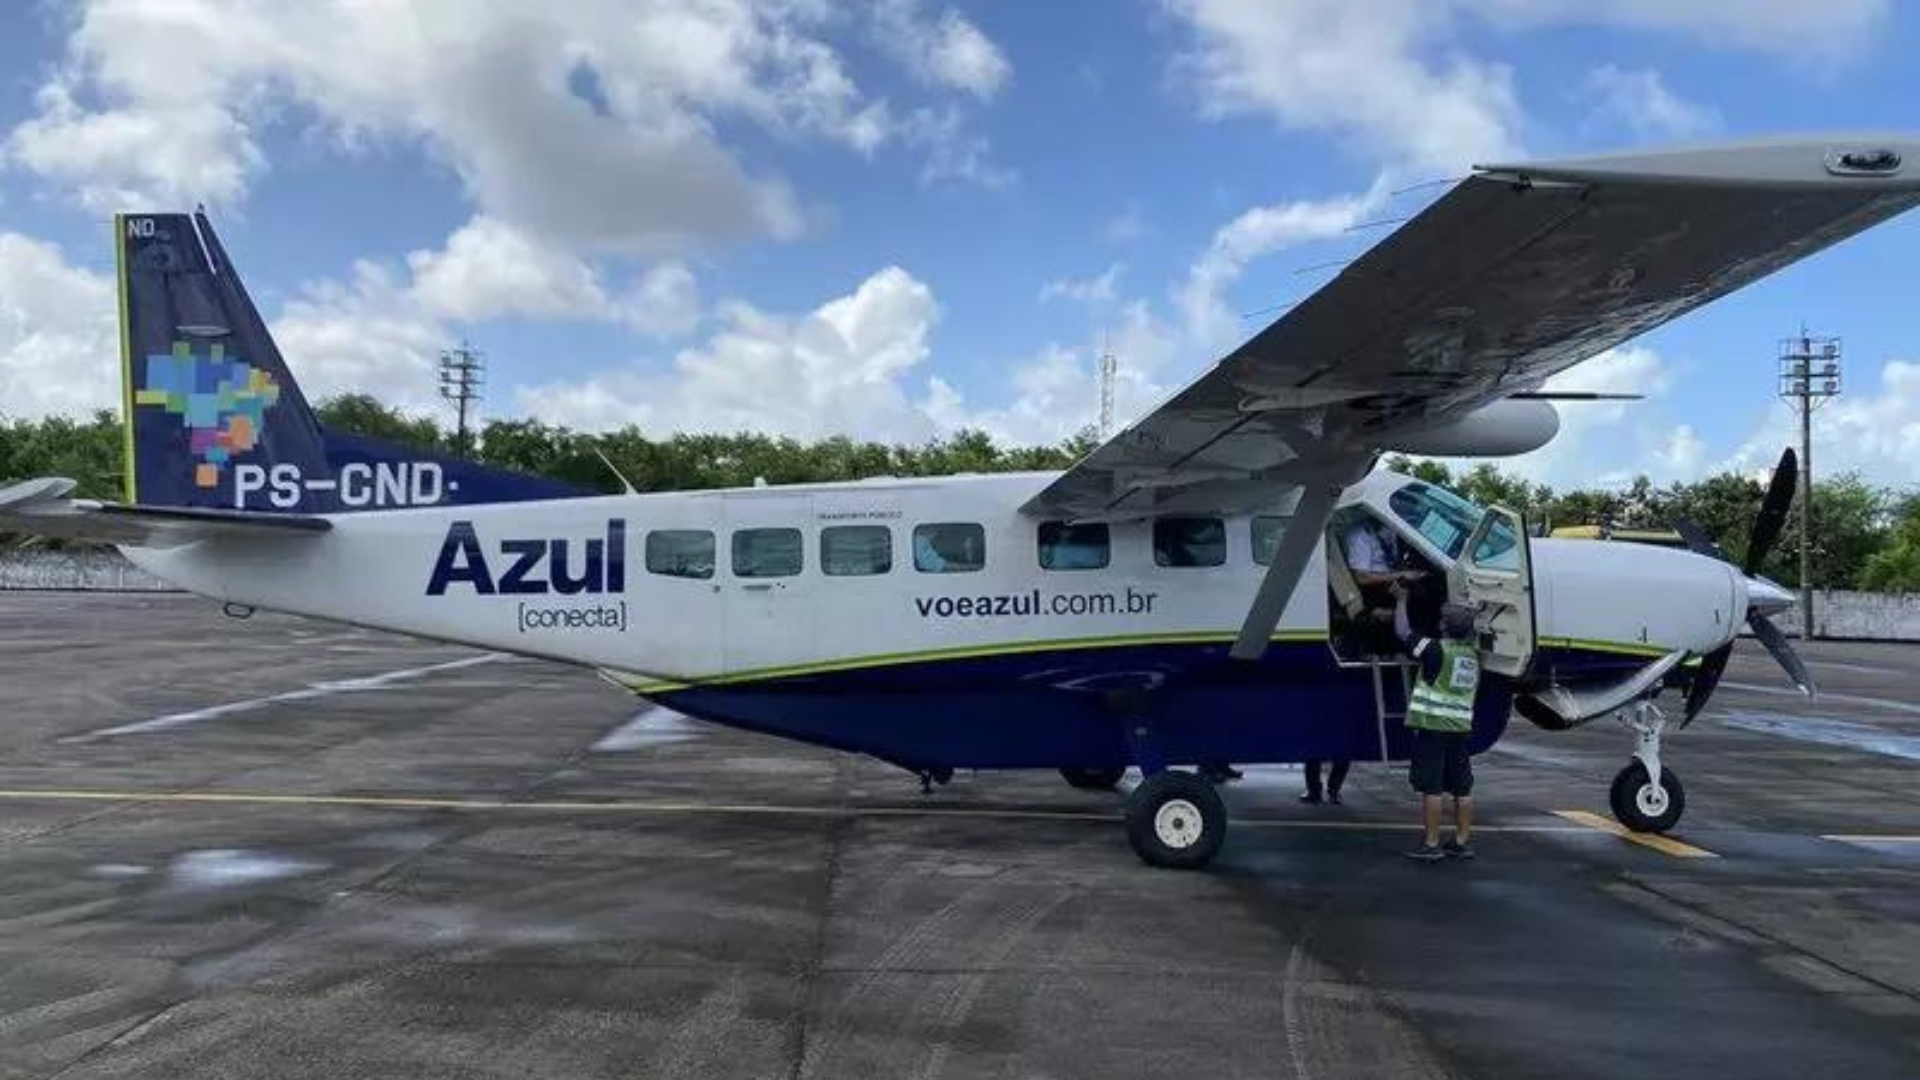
5,395,1918,592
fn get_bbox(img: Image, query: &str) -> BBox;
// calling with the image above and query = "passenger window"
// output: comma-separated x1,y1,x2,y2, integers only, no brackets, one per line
645,529,715,579
913,522,985,573
1154,517,1226,568
732,527,803,578
821,525,893,576
1251,516,1288,566
1038,521,1110,570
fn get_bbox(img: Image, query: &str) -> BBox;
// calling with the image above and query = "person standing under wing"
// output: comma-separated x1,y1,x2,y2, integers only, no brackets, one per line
1402,605,1481,862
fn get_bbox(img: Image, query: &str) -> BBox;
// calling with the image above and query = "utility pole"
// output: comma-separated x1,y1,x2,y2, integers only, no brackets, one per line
1097,337,1117,440
1777,330,1841,640
439,341,485,454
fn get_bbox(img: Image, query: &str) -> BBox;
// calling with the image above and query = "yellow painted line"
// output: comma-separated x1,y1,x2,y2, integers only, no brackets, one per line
1554,810,1718,859
609,628,1331,694
0,787,1591,833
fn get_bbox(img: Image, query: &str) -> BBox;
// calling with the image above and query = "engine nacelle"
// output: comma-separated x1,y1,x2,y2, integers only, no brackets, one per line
1384,398,1560,457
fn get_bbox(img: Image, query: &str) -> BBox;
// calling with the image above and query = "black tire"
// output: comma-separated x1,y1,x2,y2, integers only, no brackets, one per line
1124,770,1227,870
1609,761,1686,833
1060,766,1126,791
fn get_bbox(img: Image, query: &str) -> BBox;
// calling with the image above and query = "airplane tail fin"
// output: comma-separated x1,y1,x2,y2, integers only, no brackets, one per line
116,211,583,512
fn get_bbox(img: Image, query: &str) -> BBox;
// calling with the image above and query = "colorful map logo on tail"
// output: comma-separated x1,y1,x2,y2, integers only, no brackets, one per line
135,341,282,489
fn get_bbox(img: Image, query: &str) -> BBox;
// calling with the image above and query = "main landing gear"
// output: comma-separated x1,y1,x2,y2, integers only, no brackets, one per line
1609,699,1686,833
1124,770,1227,870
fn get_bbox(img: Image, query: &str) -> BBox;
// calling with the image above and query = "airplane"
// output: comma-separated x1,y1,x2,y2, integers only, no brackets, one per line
3,135,1914,869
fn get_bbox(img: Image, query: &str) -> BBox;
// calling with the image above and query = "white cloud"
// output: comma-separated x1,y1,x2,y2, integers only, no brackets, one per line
269,261,447,414
517,266,943,440
0,1,933,249
1176,181,1385,348
0,232,117,420
1717,360,1920,486
1040,264,1124,305
900,105,1015,189
1475,0,1887,58
1584,65,1718,140
870,1,1013,99
622,263,703,340
407,216,610,323
1164,0,1522,175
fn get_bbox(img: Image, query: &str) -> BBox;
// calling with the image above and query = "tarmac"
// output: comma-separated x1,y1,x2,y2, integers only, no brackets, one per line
1,591,1916,1079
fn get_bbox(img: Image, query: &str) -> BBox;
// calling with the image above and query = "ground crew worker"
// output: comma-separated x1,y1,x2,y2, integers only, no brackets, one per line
1403,604,1480,862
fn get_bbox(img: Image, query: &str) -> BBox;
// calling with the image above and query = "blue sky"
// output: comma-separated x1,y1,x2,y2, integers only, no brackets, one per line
1,0,1916,490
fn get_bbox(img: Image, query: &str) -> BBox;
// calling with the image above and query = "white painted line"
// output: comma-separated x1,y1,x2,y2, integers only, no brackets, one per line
66,654,503,742
592,706,702,751
1721,681,1920,716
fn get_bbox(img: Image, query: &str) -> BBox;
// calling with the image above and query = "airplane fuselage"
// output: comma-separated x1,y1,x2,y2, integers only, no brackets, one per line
126,469,1749,773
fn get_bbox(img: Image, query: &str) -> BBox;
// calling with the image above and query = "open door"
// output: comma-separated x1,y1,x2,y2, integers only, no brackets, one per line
1449,505,1536,677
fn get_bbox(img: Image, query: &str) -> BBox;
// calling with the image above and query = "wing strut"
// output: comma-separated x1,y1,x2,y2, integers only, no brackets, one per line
1230,484,1337,660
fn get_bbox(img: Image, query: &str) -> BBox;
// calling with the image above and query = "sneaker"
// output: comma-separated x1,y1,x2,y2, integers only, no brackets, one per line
1403,843,1445,862
1299,791,1323,805
1443,840,1475,860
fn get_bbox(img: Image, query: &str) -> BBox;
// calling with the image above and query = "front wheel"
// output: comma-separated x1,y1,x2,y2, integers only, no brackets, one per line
1609,761,1685,833
1125,770,1227,870
1060,766,1126,791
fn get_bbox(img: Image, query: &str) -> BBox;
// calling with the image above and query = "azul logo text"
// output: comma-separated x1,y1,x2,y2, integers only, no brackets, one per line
428,519,628,596
235,462,447,509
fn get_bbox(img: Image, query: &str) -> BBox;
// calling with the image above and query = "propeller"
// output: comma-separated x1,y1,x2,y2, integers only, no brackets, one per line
1675,447,1814,723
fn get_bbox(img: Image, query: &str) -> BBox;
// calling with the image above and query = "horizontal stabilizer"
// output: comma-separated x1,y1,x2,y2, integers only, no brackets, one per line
0,477,329,548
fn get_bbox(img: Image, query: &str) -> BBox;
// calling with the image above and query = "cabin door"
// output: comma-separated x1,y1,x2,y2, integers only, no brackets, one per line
722,492,817,675
1448,505,1537,677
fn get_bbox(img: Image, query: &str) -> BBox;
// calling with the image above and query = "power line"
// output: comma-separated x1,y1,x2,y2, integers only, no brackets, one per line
1777,329,1841,641
439,341,485,454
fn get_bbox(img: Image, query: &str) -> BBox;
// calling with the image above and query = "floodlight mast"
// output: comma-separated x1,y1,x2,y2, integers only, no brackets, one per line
1777,331,1841,641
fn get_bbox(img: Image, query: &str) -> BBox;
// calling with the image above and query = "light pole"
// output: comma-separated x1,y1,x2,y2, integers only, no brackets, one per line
1776,331,1840,640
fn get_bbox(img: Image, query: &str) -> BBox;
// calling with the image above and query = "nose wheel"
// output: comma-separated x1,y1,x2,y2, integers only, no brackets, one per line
1124,770,1227,869
1610,699,1686,833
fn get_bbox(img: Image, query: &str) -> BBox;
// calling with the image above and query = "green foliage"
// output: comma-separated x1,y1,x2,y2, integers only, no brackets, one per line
314,394,449,453
1861,495,1920,593
0,411,124,501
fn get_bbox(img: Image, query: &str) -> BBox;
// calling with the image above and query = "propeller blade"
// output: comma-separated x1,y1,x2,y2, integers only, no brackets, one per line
1671,516,1728,562
1682,643,1732,724
1748,611,1815,698
1744,447,1798,577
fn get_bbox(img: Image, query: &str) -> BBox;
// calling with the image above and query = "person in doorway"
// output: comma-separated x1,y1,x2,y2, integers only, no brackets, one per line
1342,516,1424,649
1403,604,1481,862
1300,759,1349,804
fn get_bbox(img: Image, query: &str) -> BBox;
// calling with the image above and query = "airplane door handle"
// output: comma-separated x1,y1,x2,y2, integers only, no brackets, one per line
742,583,774,592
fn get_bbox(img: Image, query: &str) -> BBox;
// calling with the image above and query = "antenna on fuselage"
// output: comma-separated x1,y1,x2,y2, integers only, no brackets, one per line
592,448,638,495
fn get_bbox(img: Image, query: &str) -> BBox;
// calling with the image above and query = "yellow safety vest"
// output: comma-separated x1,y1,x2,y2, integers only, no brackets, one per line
1407,640,1479,733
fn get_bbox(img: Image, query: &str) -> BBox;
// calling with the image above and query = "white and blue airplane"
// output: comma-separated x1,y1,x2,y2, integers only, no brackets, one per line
5,136,1912,868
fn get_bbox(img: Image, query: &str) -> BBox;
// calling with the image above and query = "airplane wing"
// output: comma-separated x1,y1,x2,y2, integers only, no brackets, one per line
0,477,331,548
1019,135,1920,655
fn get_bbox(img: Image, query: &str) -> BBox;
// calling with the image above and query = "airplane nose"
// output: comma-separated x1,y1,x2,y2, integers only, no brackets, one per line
1746,575,1797,617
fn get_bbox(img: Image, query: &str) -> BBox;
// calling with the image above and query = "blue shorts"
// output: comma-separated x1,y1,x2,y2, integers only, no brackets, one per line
1408,728,1473,797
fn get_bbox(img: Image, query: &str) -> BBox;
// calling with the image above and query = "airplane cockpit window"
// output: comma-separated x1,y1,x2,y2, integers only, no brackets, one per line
913,523,985,573
1251,515,1288,566
1387,482,1487,560
1038,521,1110,570
1153,516,1226,568
645,529,715,579
733,527,803,578
821,525,893,576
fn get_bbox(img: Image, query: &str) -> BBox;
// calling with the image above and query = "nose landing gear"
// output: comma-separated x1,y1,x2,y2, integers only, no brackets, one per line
1609,699,1686,833
1124,770,1227,869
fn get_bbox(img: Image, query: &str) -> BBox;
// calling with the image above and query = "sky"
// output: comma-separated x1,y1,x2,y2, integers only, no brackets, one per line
1,0,1917,491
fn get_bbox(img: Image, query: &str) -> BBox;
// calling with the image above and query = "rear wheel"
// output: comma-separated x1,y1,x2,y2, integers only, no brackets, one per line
1609,761,1685,833
1059,766,1126,791
1124,770,1227,869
